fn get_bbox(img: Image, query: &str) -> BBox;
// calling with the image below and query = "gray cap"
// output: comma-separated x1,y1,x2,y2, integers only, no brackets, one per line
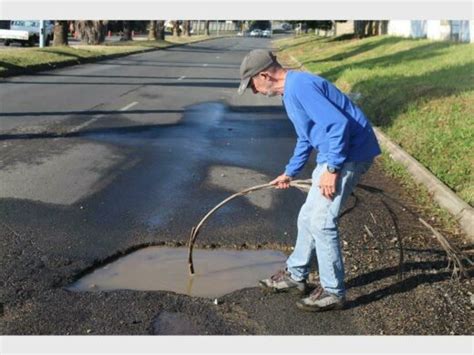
238,49,276,95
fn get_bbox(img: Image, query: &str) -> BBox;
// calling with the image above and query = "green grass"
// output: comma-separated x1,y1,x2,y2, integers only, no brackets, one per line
275,34,474,206
0,35,215,76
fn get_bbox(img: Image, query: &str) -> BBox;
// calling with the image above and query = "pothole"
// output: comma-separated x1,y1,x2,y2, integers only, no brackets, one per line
68,247,287,298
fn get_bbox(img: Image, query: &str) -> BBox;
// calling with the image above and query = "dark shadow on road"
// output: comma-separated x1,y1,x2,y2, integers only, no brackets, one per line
0,80,239,88
169,48,250,55
0,102,292,141
33,73,238,81
95,60,240,69
0,109,185,117
0,105,284,118
0,123,178,140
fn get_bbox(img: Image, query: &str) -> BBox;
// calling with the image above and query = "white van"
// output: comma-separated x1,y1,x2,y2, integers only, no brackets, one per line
0,20,54,46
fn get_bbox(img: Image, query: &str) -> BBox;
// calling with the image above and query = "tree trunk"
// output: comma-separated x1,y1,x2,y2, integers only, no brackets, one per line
157,20,165,40
354,21,368,38
183,20,191,36
122,21,132,40
76,21,107,44
68,21,75,38
173,21,180,36
354,20,387,38
148,20,157,40
204,20,210,36
53,20,68,46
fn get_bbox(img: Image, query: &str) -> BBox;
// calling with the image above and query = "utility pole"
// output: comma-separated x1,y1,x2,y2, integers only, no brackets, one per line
39,20,45,48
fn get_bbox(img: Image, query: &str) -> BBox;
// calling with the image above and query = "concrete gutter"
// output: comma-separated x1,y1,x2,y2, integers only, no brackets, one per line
374,127,474,241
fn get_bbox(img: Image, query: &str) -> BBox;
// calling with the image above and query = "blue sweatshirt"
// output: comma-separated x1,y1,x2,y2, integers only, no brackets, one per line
282,70,381,177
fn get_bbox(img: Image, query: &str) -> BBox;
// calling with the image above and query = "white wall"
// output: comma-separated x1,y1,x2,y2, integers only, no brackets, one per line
388,20,412,37
427,20,451,41
388,20,473,43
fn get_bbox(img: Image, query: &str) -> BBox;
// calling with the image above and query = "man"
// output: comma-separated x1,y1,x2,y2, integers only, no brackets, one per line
238,49,381,312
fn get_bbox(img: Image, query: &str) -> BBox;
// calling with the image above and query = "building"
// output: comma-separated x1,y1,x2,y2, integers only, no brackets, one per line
388,20,473,43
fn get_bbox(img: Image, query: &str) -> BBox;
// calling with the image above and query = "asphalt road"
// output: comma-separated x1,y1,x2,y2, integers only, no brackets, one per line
0,36,472,335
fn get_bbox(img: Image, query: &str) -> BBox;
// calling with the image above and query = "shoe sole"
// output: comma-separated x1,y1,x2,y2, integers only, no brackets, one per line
258,281,307,295
295,300,345,312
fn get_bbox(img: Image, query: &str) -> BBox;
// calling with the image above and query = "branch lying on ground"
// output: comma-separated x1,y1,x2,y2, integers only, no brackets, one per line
187,179,312,275
419,217,473,279
357,183,472,280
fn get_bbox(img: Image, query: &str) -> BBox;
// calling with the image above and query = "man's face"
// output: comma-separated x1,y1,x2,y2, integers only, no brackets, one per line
250,72,278,97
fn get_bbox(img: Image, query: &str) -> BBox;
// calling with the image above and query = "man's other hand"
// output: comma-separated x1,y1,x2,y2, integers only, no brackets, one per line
319,170,339,200
270,174,292,189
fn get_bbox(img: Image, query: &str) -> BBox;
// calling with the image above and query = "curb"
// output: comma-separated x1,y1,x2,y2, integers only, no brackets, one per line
374,128,474,241
0,35,232,78
283,52,474,241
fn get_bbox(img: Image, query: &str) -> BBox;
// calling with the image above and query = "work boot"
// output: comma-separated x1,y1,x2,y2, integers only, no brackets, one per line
259,269,307,294
296,286,346,312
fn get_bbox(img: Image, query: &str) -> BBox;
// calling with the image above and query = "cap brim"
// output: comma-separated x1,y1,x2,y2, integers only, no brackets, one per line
237,77,251,95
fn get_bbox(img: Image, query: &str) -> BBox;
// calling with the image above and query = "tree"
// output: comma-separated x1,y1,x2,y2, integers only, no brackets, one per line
354,21,387,38
204,20,210,36
249,21,271,30
172,21,181,36
122,21,132,40
157,20,165,40
148,20,157,40
76,21,107,45
306,21,333,31
53,20,68,46
183,20,191,36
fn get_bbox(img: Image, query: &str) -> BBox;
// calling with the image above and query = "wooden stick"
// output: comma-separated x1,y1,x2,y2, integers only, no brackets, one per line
187,179,312,275
419,217,472,279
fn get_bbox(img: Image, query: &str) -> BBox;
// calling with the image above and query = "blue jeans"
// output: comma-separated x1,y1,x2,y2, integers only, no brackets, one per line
286,161,372,297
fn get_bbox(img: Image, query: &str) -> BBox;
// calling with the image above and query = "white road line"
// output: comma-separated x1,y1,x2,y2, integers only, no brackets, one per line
177,76,186,80
216,56,220,59
70,101,138,133
202,63,208,67
70,117,99,133
120,101,139,111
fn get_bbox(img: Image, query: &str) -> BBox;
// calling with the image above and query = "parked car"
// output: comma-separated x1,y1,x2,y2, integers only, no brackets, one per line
250,29,262,37
0,20,54,46
262,29,272,38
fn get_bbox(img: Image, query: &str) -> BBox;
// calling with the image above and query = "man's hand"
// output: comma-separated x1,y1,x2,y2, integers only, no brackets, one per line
270,173,292,189
319,170,339,200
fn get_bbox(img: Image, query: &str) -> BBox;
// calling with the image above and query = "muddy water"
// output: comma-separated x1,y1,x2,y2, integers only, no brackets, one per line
68,247,287,298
